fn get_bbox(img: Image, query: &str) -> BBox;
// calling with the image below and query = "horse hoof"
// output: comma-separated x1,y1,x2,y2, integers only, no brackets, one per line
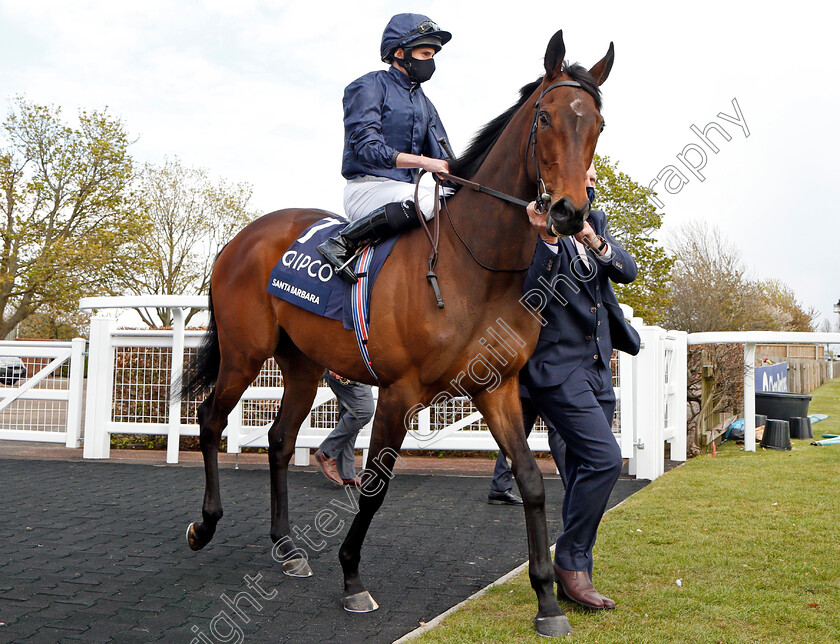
186,523,205,551
534,615,573,637
343,590,379,613
282,557,313,578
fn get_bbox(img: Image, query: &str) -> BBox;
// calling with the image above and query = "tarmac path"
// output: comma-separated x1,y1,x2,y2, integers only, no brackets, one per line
0,458,646,643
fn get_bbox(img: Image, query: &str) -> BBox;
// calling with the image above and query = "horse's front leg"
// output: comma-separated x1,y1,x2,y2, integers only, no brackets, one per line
337,385,411,613
473,378,571,638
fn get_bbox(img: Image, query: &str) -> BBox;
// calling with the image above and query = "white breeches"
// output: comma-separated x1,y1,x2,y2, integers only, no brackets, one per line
343,176,452,222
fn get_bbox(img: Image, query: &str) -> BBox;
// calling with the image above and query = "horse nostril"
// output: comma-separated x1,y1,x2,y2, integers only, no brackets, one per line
551,197,577,220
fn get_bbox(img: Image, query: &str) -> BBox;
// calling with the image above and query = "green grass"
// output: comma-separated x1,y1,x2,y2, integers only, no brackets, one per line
413,378,840,643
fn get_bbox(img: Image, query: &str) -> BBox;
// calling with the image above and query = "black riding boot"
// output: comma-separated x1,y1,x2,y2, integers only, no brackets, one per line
317,200,421,283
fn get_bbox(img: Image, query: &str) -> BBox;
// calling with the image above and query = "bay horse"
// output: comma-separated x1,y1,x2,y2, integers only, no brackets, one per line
182,30,613,638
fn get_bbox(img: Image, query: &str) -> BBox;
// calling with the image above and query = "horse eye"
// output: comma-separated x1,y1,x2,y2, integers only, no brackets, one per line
538,111,551,126
599,120,606,133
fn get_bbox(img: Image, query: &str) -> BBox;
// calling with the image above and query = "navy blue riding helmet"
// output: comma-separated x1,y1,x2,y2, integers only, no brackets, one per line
379,13,452,62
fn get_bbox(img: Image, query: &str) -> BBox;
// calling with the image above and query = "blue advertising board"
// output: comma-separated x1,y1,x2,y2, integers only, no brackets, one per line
756,362,788,392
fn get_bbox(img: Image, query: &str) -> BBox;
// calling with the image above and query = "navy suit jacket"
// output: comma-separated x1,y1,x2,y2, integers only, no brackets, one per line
520,209,641,390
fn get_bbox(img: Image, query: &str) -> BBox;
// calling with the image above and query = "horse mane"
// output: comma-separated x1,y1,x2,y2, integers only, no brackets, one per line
450,62,602,180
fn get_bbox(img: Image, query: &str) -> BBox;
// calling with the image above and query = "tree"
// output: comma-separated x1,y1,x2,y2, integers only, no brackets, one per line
16,304,90,341
754,279,817,332
0,98,145,339
664,221,751,333
592,155,673,325
665,221,815,333
114,158,259,327
819,317,840,333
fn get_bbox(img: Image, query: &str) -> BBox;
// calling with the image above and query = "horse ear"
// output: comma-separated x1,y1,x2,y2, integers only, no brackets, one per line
588,42,615,86
544,30,566,79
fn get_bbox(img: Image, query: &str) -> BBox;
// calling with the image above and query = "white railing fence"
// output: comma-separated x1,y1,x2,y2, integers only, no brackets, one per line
0,339,86,446
70,297,686,480
11,297,840,481
686,332,840,452
76,314,567,465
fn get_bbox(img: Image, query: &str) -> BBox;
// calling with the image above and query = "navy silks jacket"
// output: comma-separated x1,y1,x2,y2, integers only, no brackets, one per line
520,209,641,390
341,66,449,182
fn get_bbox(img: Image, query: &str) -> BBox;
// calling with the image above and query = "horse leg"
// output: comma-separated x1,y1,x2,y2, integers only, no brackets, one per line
337,386,410,613
472,379,571,638
187,357,264,551
267,346,324,577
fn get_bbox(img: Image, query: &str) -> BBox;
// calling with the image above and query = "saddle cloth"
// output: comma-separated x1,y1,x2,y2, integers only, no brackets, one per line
266,217,398,378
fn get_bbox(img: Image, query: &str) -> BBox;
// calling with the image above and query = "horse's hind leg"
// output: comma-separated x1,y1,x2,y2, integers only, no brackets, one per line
267,344,324,577
187,356,264,551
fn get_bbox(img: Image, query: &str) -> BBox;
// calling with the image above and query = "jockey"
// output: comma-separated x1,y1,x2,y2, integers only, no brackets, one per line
317,13,453,282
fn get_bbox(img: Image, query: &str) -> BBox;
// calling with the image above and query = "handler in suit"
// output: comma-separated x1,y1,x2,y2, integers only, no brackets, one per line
489,162,640,610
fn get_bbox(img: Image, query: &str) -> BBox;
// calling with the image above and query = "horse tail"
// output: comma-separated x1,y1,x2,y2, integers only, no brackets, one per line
180,285,221,401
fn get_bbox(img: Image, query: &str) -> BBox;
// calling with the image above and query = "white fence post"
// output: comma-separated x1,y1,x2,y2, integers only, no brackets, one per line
167,308,186,464
619,332,637,462
226,400,243,454
626,316,646,477
294,410,312,466
65,337,86,448
633,326,665,480
669,331,688,462
743,342,756,452
83,316,116,459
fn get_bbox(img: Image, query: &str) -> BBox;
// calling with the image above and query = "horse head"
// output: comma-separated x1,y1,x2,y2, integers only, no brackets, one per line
531,30,614,237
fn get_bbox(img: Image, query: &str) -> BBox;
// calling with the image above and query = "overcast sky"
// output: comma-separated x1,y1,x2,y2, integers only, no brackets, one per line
2,0,838,325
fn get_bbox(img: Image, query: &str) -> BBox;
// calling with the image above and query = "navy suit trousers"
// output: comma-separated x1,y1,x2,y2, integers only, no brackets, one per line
498,363,623,573
490,402,568,489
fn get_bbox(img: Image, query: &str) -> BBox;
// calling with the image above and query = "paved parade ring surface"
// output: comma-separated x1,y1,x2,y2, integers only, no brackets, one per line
0,458,647,643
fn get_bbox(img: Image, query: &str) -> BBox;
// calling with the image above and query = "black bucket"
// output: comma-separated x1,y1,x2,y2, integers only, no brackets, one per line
755,414,767,427
755,391,811,423
789,416,813,439
760,419,792,450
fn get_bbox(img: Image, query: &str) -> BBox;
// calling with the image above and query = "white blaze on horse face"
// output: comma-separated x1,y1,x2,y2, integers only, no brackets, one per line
571,98,585,132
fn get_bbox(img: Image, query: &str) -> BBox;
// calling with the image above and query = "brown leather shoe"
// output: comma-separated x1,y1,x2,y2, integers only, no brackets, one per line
596,591,616,610
342,476,362,487
314,449,343,486
554,564,615,610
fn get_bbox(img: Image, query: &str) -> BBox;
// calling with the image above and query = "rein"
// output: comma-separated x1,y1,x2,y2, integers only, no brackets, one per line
436,172,533,273
413,175,446,309
414,79,584,307
412,170,533,311
438,172,530,209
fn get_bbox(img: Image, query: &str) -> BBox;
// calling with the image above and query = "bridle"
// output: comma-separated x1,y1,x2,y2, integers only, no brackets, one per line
437,80,587,212
414,79,586,308
526,80,584,214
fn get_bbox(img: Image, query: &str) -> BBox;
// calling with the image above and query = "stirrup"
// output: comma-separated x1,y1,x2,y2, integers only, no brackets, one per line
331,245,367,283
335,252,359,283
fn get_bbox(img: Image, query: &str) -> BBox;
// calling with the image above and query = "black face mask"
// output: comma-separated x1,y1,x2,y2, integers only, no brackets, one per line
403,54,436,84
586,186,596,203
